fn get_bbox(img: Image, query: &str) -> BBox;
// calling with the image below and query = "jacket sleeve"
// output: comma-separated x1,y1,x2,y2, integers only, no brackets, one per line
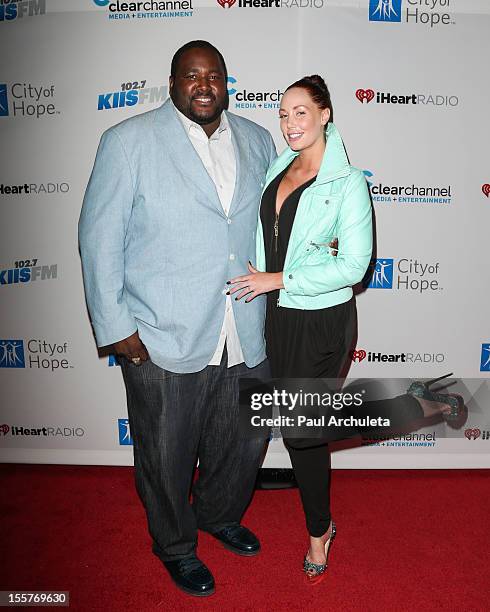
78,129,138,347
282,170,373,297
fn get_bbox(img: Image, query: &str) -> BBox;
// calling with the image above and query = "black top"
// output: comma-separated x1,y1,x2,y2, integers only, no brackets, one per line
260,163,316,299
260,162,354,378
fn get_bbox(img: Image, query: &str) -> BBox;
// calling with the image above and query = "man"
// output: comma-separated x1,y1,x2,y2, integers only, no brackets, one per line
79,41,276,597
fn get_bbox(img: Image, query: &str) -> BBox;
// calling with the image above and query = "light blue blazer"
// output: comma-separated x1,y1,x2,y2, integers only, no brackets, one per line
79,99,277,373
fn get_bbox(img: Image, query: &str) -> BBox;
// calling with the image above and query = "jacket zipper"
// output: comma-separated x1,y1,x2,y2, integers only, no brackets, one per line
274,212,280,306
274,213,279,253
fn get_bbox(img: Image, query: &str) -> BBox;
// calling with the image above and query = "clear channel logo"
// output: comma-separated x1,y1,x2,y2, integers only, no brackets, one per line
118,419,133,445
482,184,490,198
481,344,490,372
363,258,443,293
0,83,60,119
92,0,194,20
0,0,46,22
97,80,167,111
355,88,458,108
363,170,452,205
362,432,436,448
368,0,454,28
227,76,283,111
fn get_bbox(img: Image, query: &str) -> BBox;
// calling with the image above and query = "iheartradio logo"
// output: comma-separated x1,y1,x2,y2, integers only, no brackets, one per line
350,349,367,362
482,184,490,198
356,89,375,103
465,428,481,440
216,0,236,6
0,424,10,435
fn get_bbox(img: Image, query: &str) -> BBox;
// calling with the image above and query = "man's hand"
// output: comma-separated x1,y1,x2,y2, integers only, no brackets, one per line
113,331,149,365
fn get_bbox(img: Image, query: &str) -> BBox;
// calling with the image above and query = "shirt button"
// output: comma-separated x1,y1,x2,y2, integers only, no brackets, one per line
288,274,293,279
229,254,235,261
227,218,232,225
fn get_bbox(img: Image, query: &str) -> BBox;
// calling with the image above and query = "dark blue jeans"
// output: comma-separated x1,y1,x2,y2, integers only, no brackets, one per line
121,349,270,562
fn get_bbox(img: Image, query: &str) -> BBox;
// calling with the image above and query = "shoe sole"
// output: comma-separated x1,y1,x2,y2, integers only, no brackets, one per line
220,541,261,556
170,579,215,597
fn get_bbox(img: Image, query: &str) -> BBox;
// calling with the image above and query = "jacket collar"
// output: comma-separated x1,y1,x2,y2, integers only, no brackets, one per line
153,99,250,216
266,122,351,188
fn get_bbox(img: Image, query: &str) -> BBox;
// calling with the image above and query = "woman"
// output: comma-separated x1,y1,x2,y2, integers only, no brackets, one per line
228,76,464,584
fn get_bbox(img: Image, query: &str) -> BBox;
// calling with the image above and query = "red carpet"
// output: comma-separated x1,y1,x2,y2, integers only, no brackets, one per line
1,465,489,611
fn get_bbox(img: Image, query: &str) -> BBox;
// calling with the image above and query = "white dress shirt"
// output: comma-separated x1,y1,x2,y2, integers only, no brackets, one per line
173,102,245,367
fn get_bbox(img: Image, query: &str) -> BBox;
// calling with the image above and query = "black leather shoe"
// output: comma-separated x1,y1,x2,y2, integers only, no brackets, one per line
211,524,260,556
163,555,215,597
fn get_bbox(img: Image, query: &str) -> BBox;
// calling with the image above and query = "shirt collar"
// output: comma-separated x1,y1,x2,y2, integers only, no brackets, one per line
172,100,229,140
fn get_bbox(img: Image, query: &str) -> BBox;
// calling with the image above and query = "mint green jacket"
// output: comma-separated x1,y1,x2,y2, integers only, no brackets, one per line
256,122,373,309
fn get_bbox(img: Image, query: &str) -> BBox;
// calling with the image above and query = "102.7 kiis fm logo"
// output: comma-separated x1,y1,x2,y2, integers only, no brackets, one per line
363,258,443,293
368,0,454,28
97,79,167,111
0,0,46,22
0,258,57,287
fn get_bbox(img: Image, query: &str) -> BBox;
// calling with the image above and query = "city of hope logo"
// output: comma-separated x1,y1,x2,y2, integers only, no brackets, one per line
364,259,394,289
0,340,25,368
369,0,402,22
118,419,133,445
0,84,9,116
480,344,490,372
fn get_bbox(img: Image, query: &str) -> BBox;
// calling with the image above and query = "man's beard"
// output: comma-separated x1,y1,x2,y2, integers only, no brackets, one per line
188,105,223,126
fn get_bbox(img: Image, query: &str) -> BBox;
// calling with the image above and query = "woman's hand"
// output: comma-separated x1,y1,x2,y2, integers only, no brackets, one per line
228,262,284,302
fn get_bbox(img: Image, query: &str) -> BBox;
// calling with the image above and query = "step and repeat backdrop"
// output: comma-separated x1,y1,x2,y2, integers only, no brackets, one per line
1,0,489,468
